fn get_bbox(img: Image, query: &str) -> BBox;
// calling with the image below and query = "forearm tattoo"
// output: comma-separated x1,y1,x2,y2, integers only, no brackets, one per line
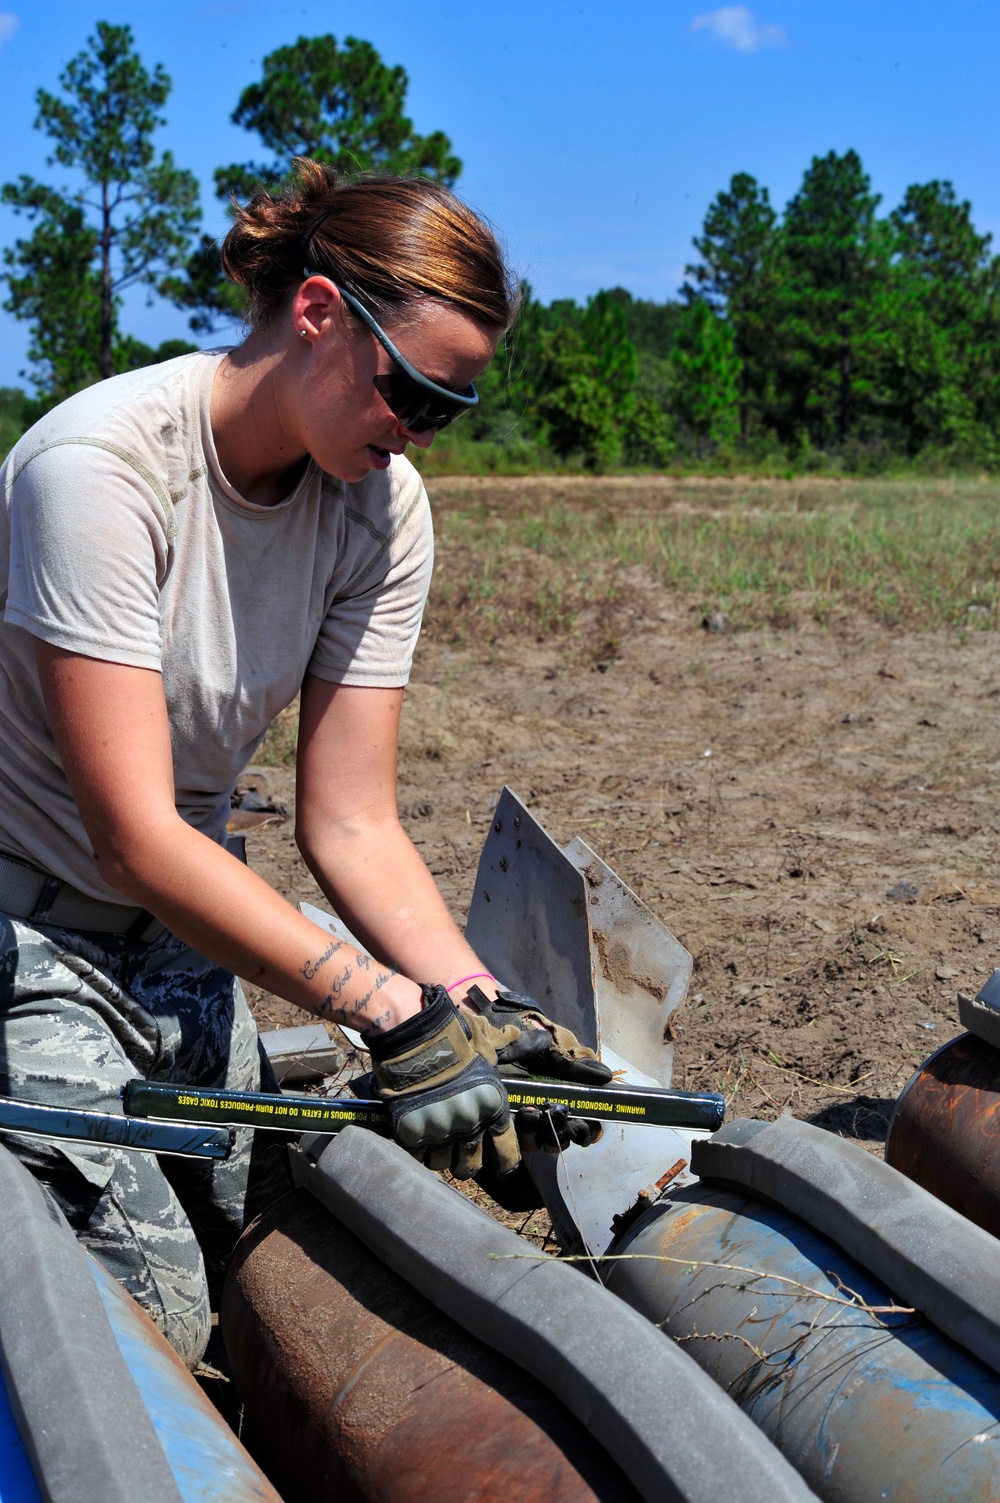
316,953,397,1025
301,938,346,981
322,962,353,1008
347,967,394,1017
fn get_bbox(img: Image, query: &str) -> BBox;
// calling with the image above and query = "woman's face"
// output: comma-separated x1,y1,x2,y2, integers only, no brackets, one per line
292,282,498,483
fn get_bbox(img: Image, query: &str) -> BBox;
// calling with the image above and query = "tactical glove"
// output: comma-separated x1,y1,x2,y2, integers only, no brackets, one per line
515,1102,603,1154
464,985,614,1086
363,984,519,1180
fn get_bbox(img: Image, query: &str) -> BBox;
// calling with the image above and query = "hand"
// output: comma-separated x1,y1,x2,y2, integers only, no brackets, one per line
363,984,519,1180
464,986,614,1086
515,1103,603,1154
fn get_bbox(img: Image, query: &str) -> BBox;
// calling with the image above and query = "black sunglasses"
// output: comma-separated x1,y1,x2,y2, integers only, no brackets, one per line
304,271,480,433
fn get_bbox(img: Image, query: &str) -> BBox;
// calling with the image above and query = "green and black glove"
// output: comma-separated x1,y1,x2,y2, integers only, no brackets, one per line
514,1103,604,1154
464,985,614,1086
363,984,519,1180
462,984,610,1156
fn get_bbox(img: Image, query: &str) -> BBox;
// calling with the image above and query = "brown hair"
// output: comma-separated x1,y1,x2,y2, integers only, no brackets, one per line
221,157,517,333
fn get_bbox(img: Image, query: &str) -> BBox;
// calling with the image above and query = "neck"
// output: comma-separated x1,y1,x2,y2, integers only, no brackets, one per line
211,338,309,505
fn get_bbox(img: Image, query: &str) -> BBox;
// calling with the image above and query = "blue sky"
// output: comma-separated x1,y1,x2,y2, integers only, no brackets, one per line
1,0,998,389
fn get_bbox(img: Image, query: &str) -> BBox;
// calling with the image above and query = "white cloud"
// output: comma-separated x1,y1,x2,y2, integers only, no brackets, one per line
690,6,788,52
0,13,19,46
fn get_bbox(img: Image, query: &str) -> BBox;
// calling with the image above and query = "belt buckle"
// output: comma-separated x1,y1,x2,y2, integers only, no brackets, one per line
125,909,162,945
31,874,66,927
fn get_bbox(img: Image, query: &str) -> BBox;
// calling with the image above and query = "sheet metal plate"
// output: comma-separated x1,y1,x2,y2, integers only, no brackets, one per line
465,788,598,1050
564,837,691,1088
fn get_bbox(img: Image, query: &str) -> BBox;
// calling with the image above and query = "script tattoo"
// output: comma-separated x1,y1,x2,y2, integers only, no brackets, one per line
348,968,395,1018
364,1007,393,1034
317,961,397,1025
327,963,353,1002
316,963,353,1021
301,938,345,981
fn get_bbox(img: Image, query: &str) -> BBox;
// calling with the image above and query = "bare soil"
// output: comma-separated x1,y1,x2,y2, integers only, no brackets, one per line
242,478,1000,1161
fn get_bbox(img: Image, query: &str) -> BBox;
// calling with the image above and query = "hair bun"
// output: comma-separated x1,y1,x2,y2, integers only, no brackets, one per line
222,157,515,332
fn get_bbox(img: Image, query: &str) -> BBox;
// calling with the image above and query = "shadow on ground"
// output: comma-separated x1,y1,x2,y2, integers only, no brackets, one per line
807,1095,896,1142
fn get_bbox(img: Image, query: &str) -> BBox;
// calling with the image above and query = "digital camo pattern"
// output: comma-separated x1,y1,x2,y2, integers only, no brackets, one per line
0,914,293,1368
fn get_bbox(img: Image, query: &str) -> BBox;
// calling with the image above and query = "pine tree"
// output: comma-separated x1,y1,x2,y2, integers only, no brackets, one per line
889,181,1000,448
173,33,462,333
685,172,778,440
775,150,890,447
669,300,742,453
2,22,200,394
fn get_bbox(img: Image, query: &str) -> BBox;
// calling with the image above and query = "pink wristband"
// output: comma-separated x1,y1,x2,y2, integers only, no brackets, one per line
446,971,495,995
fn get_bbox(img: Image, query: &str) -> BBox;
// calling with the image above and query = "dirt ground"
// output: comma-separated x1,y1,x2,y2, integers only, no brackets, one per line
241,478,1000,1162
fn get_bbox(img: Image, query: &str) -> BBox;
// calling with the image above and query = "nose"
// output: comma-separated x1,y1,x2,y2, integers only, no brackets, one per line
401,423,436,450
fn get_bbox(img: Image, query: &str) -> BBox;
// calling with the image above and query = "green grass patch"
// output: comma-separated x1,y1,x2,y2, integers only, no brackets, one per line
423,476,1000,643
255,703,299,767
253,476,1000,761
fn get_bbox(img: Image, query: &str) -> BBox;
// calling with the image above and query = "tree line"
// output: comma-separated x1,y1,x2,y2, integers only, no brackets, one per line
3,22,999,473
0,24,459,418
470,162,1000,472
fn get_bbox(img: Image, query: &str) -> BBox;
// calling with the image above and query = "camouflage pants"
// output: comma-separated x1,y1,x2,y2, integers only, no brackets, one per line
0,913,293,1368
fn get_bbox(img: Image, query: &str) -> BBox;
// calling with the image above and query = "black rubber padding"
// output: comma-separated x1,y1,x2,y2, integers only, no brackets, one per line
293,1127,820,1503
958,990,1000,1049
693,1115,1000,1378
0,1144,183,1503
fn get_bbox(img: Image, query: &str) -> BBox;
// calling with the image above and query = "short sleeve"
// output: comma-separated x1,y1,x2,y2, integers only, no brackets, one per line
4,438,174,669
307,462,434,688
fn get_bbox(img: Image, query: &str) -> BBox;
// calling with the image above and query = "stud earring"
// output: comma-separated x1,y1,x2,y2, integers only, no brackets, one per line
299,328,309,339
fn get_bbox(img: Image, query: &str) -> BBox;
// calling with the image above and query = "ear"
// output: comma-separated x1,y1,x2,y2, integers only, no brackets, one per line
292,275,344,343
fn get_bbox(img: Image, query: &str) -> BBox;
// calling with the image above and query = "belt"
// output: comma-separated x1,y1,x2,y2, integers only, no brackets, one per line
0,852,164,943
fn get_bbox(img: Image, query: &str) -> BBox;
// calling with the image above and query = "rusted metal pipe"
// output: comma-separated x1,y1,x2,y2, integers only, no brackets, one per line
221,1189,640,1503
606,1184,1000,1503
295,1127,820,1503
886,1030,1000,1237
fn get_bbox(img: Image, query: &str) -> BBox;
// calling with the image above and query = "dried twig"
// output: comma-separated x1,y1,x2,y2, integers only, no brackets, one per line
491,1250,914,1320
763,1061,876,1094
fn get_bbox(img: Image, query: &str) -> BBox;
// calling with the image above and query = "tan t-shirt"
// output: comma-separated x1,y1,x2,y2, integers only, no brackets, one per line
0,350,433,902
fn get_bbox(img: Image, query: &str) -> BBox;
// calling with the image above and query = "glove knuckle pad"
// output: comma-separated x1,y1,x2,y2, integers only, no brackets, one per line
396,1077,507,1148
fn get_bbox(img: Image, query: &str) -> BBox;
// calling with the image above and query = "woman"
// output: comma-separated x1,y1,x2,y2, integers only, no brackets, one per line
0,159,606,1366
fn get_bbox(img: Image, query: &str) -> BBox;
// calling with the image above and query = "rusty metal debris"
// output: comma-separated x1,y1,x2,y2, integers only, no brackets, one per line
222,1188,641,1503
886,1029,1000,1238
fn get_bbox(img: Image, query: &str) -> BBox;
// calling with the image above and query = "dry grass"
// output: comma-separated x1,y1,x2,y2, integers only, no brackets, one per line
256,703,300,767
255,475,1000,766
424,474,1000,647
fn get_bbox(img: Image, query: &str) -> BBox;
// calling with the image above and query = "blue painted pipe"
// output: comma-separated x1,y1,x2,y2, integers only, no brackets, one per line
606,1185,1000,1502
0,1141,278,1503
89,1259,282,1503
0,1374,43,1503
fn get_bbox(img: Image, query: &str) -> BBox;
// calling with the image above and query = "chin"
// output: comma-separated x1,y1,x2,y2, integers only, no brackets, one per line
312,436,399,482
315,454,371,483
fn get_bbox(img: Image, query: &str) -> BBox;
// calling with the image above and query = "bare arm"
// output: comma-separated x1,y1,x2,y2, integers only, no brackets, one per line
34,642,424,1033
295,674,501,1005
